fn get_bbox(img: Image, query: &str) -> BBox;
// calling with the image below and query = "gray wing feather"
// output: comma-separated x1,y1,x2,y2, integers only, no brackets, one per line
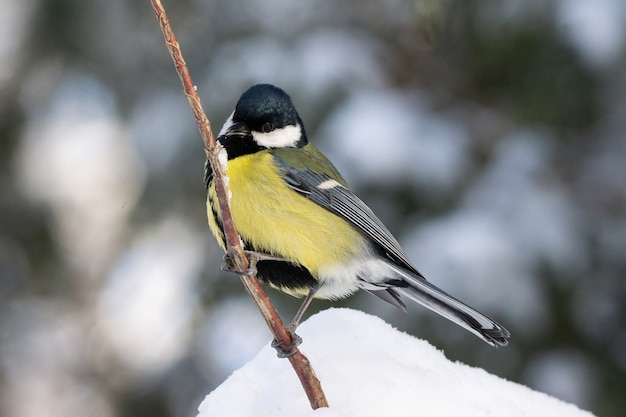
275,156,511,347
275,158,420,275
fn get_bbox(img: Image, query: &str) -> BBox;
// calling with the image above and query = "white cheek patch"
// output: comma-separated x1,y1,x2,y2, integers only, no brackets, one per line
251,124,302,148
218,112,235,137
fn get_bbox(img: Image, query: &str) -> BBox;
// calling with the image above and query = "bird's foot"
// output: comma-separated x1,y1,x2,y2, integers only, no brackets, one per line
271,326,302,358
221,250,257,276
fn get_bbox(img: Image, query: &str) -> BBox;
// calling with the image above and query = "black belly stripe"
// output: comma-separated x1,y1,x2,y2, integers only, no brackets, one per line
256,260,318,291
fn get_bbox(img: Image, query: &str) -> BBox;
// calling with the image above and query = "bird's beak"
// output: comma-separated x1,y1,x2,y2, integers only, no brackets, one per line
225,121,250,138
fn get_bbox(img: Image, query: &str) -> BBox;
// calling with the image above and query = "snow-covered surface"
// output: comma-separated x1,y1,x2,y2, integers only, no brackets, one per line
197,308,595,417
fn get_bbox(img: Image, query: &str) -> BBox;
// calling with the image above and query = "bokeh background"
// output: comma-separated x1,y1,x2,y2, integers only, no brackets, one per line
1,0,625,416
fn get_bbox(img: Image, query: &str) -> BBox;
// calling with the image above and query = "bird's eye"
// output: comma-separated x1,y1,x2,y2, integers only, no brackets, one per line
261,122,275,133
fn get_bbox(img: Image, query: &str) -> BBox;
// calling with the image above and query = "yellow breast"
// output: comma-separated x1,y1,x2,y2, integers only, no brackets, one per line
212,151,363,276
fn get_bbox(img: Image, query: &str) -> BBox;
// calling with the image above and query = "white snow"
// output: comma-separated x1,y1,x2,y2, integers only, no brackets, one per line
197,308,595,417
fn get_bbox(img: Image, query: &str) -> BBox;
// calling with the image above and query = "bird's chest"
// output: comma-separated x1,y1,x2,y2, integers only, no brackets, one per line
225,153,361,272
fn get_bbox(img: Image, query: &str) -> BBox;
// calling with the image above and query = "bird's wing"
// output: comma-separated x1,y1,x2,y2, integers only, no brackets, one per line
272,153,421,276
273,150,511,346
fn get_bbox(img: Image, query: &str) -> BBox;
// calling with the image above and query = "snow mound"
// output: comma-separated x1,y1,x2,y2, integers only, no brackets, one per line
197,308,595,417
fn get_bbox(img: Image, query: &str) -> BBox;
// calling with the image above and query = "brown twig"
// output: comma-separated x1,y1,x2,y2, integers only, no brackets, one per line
149,0,328,409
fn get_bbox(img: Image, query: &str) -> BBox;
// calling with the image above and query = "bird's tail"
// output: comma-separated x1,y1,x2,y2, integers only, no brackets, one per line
388,264,510,347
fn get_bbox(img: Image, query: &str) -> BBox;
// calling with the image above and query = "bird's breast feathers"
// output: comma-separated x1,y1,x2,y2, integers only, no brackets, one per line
223,151,364,276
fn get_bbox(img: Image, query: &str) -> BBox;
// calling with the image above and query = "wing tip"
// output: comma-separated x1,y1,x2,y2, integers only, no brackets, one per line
480,325,511,347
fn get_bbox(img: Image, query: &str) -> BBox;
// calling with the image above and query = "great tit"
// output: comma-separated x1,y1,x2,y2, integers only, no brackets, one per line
205,84,510,348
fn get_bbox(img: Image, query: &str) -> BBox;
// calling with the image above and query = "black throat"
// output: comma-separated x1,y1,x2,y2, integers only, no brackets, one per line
219,135,264,160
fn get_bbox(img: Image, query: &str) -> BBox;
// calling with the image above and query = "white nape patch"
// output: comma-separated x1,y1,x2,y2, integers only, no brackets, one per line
218,112,235,137
318,179,342,190
251,124,302,148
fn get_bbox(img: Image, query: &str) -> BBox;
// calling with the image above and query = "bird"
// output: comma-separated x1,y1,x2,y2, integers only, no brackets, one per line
205,83,510,355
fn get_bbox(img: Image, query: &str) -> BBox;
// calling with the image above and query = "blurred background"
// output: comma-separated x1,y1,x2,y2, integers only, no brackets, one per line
1,0,625,416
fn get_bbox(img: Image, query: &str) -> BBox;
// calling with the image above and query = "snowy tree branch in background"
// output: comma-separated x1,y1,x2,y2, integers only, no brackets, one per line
149,0,328,410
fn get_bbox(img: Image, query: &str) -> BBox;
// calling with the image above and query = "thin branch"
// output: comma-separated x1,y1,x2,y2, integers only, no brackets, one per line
149,0,328,409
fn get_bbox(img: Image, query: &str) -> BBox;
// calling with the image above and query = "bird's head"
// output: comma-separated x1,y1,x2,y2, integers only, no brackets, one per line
218,84,308,158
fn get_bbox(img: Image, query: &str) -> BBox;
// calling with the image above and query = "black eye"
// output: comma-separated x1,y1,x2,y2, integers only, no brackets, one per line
261,122,275,133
